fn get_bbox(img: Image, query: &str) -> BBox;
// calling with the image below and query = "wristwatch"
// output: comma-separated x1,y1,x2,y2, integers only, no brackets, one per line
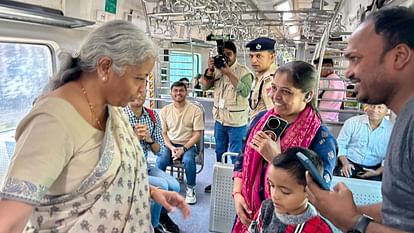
348,215,374,233
183,146,188,153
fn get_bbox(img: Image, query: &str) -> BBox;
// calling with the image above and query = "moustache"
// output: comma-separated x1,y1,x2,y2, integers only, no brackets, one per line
348,75,360,84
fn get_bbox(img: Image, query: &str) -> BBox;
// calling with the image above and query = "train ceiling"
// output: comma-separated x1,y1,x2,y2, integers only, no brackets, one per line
141,0,344,44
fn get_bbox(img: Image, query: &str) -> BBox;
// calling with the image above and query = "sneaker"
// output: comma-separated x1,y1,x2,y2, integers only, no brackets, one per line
204,184,211,193
154,225,167,233
185,187,197,204
159,213,180,233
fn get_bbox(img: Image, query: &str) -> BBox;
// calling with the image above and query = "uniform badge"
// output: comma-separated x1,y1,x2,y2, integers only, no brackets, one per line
256,44,261,50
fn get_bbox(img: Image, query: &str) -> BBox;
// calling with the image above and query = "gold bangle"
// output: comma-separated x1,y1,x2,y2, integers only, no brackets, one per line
150,186,159,197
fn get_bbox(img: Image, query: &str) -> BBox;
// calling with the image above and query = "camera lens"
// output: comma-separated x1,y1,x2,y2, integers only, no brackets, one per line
267,118,280,129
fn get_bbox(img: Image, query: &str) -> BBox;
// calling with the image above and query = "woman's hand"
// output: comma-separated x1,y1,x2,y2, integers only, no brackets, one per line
151,188,191,219
250,131,281,162
233,193,252,226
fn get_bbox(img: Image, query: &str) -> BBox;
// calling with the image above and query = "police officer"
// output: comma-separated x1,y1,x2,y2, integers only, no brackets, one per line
246,37,277,118
201,41,253,193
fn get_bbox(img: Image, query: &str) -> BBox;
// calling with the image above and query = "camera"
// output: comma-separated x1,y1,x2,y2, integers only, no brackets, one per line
213,39,228,69
206,34,231,69
261,116,288,141
213,54,228,69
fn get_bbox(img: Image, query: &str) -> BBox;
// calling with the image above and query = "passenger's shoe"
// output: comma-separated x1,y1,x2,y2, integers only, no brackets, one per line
204,184,211,193
185,187,197,204
154,224,167,233
159,213,180,233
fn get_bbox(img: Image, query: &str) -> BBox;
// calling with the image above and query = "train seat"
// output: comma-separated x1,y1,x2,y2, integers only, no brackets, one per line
328,176,382,233
209,152,237,233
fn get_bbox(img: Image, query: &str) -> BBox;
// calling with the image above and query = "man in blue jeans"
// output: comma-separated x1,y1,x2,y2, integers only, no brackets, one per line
201,41,253,193
157,81,204,204
125,90,181,233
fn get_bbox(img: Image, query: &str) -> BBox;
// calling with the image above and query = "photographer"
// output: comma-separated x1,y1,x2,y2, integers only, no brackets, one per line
201,41,253,193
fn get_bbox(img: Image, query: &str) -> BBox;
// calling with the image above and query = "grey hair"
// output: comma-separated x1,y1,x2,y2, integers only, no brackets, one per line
46,20,158,91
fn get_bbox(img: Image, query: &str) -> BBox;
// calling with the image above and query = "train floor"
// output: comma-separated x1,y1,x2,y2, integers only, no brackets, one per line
153,147,218,233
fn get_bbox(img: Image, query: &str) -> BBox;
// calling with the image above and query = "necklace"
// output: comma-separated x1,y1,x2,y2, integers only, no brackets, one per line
79,82,104,131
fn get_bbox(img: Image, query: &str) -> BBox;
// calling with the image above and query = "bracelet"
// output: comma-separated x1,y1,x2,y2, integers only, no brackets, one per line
147,140,155,145
232,191,241,198
150,186,159,197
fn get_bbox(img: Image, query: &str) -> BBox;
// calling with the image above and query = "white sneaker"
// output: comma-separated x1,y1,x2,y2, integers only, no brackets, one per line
185,187,197,204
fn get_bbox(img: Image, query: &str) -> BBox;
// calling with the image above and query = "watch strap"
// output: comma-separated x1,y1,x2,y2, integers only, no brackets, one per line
348,215,374,233
183,146,188,153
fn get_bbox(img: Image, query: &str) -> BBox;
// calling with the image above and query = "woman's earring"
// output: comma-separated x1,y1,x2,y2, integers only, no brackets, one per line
102,76,107,81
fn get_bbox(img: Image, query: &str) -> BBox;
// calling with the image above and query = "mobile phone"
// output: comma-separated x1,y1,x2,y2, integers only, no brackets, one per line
261,115,288,141
296,152,330,190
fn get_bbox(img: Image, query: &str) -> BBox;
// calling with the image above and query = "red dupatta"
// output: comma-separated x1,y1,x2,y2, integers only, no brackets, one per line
232,105,321,233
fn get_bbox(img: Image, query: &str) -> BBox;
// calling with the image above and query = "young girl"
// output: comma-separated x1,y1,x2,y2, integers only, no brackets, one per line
253,147,332,233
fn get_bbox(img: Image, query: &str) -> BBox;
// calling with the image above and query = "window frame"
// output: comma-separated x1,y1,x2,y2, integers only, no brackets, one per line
0,38,58,132
169,51,201,85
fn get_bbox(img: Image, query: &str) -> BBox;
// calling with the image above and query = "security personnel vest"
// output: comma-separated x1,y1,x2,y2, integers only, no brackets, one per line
212,61,253,127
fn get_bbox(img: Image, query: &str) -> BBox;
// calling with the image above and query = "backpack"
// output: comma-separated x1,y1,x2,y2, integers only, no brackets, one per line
144,107,156,137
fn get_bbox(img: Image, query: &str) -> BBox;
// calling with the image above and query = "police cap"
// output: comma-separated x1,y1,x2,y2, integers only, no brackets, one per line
245,37,276,52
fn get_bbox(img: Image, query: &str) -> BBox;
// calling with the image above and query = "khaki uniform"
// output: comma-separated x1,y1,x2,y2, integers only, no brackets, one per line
249,63,277,118
210,61,253,127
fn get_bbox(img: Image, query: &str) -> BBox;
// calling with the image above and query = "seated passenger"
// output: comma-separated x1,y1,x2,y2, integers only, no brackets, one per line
254,147,332,233
124,90,181,233
179,77,190,89
232,61,337,233
336,104,393,181
157,81,204,205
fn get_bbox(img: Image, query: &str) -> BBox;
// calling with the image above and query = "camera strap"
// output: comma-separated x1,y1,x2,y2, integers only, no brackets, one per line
249,79,263,110
204,68,215,80
249,73,274,110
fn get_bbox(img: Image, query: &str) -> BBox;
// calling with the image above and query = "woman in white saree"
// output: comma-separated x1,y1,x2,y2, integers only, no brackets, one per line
0,20,189,233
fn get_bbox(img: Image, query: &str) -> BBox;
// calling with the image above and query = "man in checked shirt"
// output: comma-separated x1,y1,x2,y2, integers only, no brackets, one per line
125,90,181,233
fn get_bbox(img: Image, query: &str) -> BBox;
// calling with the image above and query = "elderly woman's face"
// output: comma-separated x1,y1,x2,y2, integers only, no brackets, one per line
270,72,308,121
107,57,155,107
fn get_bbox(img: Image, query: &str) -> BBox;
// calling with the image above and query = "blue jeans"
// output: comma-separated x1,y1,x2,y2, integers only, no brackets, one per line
214,121,246,163
156,144,197,187
148,165,181,227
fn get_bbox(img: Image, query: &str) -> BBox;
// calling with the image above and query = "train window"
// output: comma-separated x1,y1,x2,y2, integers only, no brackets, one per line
0,42,53,132
169,51,201,83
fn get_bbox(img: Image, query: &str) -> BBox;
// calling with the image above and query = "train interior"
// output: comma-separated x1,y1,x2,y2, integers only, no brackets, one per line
0,0,412,232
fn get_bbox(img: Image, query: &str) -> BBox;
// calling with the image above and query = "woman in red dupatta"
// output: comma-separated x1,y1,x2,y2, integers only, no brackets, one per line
232,61,337,233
